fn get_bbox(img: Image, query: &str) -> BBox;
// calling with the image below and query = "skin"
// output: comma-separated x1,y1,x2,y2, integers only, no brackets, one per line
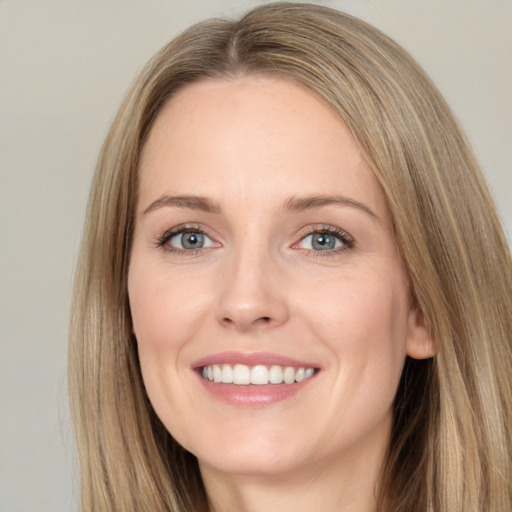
128,76,434,512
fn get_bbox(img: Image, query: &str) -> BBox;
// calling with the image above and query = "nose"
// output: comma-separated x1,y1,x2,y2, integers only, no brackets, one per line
215,245,289,332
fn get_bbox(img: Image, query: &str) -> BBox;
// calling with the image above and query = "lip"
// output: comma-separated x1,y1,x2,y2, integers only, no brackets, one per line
192,351,320,407
192,351,320,369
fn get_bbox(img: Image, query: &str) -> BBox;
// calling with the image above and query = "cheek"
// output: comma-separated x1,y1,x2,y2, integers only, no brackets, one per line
128,263,209,352
301,272,410,384
127,265,188,413
308,270,408,334
127,266,201,432
316,276,409,435
127,262,217,418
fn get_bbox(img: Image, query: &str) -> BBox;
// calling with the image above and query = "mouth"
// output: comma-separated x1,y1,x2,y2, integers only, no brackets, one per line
200,363,317,385
193,352,320,406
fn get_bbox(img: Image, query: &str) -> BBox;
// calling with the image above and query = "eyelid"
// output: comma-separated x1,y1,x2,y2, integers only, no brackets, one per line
155,223,221,253
168,231,217,250
154,223,354,256
298,233,343,250
292,224,355,254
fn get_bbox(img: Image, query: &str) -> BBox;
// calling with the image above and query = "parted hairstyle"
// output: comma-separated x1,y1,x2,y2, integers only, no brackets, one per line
69,3,512,511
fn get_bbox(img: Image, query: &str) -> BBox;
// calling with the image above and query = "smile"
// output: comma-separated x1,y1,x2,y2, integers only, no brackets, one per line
201,364,316,385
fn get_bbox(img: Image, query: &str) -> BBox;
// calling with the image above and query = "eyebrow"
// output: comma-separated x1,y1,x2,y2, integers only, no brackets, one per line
284,194,378,220
143,195,221,215
142,193,378,220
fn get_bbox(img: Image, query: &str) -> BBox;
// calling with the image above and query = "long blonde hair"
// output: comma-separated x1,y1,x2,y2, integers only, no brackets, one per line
69,3,512,511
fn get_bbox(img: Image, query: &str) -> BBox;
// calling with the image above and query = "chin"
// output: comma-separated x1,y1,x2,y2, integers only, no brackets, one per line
184,426,306,477
197,448,302,478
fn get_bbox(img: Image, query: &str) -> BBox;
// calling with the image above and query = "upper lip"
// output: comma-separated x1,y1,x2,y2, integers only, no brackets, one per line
192,351,320,370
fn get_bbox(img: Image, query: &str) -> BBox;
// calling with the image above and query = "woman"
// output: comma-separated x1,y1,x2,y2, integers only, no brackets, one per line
69,3,512,511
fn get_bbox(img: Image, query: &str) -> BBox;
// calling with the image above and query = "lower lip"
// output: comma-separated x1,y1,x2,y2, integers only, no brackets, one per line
197,373,317,407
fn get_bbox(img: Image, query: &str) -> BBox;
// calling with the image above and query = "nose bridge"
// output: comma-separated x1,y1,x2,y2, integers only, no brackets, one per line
215,229,288,331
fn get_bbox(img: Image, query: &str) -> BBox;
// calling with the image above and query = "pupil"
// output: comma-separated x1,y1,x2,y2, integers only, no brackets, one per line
182,232,204,249
312,233,335,250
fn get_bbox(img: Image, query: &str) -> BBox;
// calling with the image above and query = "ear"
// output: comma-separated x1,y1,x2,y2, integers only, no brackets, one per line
406,307,436,359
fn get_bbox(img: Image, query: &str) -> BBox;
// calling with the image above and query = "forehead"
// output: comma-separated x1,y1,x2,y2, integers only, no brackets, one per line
138,76,389,222
141,75,356,164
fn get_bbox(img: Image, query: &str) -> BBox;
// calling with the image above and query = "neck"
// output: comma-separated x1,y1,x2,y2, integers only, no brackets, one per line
200,440,387,512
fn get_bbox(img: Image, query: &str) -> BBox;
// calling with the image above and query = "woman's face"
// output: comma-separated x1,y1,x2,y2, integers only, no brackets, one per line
128,77,432,479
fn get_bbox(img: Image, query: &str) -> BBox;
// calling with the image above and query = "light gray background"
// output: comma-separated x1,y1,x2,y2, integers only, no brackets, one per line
1,1,510,511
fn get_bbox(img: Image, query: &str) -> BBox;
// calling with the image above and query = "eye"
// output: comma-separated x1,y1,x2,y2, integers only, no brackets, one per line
301,232,340,251
168,230,216,250
294,227,354,253
156,226,219,253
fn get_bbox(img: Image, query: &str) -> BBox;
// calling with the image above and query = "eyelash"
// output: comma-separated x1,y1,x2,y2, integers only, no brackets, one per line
294,225,355,257
154,224,355,256
155,224,213,255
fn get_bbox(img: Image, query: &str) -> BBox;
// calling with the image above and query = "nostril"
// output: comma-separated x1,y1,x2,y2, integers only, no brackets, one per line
221,315,272,328
255,316,272,326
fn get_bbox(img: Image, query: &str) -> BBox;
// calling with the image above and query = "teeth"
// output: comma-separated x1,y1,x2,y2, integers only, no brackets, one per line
283,366,295,384
221,364,234,383
295,367,305,382
233,364,250,384
269,365,284,384
201,364,316,385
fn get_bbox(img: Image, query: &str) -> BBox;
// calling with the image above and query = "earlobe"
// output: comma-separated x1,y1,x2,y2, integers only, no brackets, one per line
406,308,437,360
